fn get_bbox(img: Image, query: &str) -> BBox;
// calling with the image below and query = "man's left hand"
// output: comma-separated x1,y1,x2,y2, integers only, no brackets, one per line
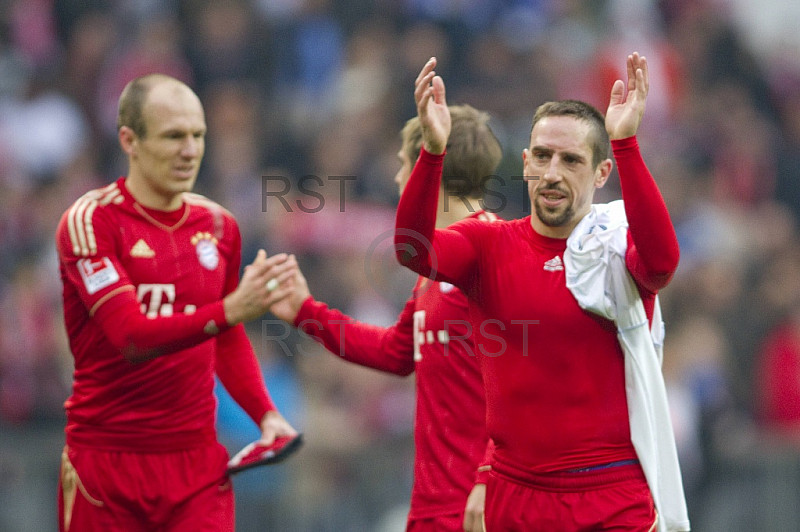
605,52,649,140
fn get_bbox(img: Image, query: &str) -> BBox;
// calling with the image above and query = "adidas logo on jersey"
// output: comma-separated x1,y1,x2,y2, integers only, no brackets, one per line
543,255,563,272
131,239,155,258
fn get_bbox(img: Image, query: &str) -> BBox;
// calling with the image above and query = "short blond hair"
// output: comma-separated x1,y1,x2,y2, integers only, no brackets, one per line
401,105,502,198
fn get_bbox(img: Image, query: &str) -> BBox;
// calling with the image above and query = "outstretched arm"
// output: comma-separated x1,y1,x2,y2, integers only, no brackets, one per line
606,53,679,292
60,237,297,363
395,58,478,284
100,252,296,362
271,267,416,376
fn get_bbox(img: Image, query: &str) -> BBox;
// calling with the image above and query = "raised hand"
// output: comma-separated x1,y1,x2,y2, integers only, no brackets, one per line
605,52,649,140
269,263,311,324
414,57,451,155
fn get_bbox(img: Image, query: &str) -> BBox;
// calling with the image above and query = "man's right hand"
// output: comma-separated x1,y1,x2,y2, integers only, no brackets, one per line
223,250,297,325
415,57,451,155
463,483,486,532
269,266,311,325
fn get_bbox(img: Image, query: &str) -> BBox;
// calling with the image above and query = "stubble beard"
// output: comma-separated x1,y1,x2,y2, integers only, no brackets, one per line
534,196,574,228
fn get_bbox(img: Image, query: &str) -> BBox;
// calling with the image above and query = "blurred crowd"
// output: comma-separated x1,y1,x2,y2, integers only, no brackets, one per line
1,0,800,530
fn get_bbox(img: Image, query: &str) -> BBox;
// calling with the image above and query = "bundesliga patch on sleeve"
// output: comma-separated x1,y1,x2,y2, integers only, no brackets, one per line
77,257,120,295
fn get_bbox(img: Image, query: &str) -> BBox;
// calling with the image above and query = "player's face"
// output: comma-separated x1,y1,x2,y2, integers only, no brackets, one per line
131,82,207,206
523,116,610,238
394,148,413,195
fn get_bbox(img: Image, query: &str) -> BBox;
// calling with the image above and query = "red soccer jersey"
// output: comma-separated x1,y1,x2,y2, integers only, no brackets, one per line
395,139,679,475
56,178,272,452
295,212,496,519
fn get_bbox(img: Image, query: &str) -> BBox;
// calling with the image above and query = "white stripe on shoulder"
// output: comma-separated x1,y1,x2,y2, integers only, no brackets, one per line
183,192,231,214
67,197,93,256
183,193,232,240
66,183,122,257
477,211,499,222
98,187,122,206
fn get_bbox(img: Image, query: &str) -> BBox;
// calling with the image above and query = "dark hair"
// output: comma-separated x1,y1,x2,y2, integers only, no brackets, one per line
117,74,183,138
531,100,610,168
402,104,503,198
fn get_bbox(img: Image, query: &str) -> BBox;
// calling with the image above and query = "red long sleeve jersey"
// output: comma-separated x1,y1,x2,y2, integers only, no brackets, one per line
295,213,496,519
56,178,273,452
395,139,679,474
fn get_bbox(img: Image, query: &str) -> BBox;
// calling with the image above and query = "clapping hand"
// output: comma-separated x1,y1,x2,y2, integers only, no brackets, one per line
605,52,649,140
414,57,451,155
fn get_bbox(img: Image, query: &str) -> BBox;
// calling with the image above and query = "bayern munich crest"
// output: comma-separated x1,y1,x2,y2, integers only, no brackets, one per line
191,232,219,270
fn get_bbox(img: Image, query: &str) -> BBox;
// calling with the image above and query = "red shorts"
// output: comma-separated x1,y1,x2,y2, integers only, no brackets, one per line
58,443,233,532
485,460,657,532
406,512,464,531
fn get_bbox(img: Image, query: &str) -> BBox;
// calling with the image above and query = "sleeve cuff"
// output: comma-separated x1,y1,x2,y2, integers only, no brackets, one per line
419,146,446,164
294,296,319,328
611,135,638,154
209,301,234,335
474,465,492,485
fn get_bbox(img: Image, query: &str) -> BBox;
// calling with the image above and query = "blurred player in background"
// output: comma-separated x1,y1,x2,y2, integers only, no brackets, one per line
271,105,502,532
55,74,299,532
395,56,689,531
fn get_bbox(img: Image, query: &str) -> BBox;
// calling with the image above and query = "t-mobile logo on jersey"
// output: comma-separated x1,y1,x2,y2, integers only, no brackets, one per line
136,284,196,318
413,310,450,361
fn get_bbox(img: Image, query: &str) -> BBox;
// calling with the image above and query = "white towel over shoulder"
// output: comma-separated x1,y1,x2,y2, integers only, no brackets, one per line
563,200,690,532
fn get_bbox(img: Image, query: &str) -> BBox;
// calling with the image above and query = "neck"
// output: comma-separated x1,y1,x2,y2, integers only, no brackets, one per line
125,173,183,211
436,192,482,228
529,217,577,239
529,205,592,239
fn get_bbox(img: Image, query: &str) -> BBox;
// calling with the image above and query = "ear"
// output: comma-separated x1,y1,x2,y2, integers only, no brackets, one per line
594,158,613,189
522,148,529,168
119,126,137,157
